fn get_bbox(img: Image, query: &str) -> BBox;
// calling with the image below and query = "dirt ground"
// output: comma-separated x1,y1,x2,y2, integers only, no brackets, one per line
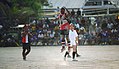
0,45,119,69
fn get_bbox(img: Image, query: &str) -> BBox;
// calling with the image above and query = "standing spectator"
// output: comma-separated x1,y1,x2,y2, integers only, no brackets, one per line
71,9,75,17
101,21,107,31
76,9,81,17
81,17,86,27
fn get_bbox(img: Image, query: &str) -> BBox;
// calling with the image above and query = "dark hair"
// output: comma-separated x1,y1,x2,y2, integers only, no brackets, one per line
61,7,65,10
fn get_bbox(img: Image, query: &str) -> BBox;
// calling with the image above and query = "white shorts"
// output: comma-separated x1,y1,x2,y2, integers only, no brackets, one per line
70,40,76,46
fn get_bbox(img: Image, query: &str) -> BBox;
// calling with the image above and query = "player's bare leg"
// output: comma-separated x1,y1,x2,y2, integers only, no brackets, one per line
61,35,65,52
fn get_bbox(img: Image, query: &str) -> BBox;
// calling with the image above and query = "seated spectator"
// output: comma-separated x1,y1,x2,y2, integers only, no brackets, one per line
37,33,44,45
100,30,109,45
42,34,49,45
49,32,55,45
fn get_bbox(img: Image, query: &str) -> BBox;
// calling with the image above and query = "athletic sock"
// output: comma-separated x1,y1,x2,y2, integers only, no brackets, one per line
64,51,69,57
61,42,65,50
72,52,76,59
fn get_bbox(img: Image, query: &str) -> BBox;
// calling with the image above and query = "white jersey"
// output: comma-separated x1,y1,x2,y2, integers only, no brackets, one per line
69,30,78,45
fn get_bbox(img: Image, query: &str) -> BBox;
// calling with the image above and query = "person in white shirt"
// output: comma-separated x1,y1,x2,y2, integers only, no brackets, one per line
69,24,79,61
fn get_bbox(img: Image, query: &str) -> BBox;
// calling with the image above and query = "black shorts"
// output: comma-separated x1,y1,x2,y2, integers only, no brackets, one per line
60,30,69,35
22,43,31,49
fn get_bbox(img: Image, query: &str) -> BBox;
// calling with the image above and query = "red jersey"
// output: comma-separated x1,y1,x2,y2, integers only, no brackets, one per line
60,22,70,30
22,35,29,43
22,32,32,43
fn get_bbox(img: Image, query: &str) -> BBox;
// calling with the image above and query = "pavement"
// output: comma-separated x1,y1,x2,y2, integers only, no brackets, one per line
0,45,119,69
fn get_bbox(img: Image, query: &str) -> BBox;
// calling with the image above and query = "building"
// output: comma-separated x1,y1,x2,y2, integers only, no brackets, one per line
42,0,119,18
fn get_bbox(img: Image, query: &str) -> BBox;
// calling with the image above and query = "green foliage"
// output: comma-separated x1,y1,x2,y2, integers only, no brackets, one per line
0,0,48,26
10,0,43,16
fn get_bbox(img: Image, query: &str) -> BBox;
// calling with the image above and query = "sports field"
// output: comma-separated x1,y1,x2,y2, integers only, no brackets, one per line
0,45,119,69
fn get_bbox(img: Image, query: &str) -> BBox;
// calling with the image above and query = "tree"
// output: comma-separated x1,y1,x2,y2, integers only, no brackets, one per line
0,0,48,27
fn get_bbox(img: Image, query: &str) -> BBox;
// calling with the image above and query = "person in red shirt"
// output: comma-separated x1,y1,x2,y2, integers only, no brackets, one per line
53,7,71,58
21,26,32,60
60,20,71,50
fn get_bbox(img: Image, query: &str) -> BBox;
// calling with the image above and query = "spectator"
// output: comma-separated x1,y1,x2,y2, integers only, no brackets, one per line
100,30,109,45
76,9,81,17
49,32,55,45
45,18,51,25
71,9,75,17
101,21,107,30
37,32,44,45
107,21,113,30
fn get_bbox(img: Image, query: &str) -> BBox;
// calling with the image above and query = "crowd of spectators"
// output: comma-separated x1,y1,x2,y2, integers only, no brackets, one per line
0,9,119,46
29,17,60,46
1,9,118,46
29,9,119,45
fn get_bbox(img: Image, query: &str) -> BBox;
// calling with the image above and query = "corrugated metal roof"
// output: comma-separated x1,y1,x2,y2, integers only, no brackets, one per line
110,0,119,8
48,0,86,8
46,0,119,16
